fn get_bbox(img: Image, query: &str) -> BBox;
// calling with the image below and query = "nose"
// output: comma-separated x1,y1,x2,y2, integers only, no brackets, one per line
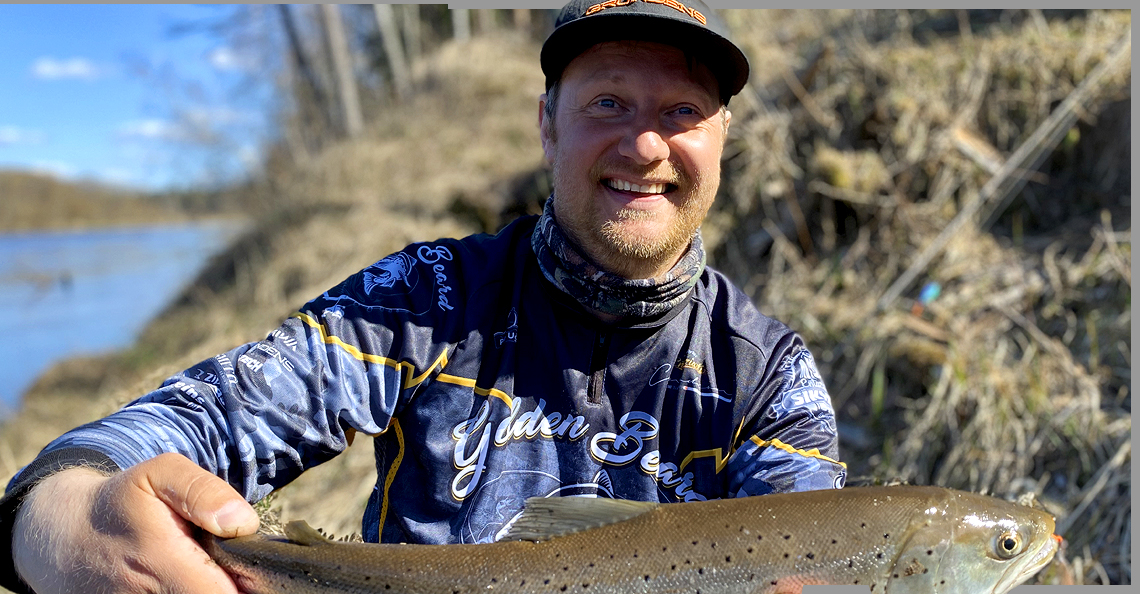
617,120,670,165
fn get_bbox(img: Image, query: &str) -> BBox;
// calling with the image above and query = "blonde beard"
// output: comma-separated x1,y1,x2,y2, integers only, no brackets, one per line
558,173,717,279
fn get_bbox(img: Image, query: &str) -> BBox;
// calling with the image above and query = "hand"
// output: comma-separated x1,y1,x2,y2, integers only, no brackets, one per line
12,452,259,593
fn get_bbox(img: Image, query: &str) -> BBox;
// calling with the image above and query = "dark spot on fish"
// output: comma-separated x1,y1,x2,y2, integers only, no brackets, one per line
757,534,764,541
783,553,789,559
710,542,717,549
633,552,639,558
582,583,590,589
662,546,668,552
560,586,568,592
544,579,551,585
644,575,651,581
725,555,732,563
783,534,791,540
893,574,899,578
698,568,704,575
588,563,595,568
877,553,884,559
861,523,867,528
926,549,933,555
520,580,527,586
563,566,570,572
692,540,699,545
848,561,854,568
364,577,370,581
671,564,677,571
884,533,890,539
747,547,754,554
806,552,815,560
491,578,498,583
771,581,778,586
831,539,838,544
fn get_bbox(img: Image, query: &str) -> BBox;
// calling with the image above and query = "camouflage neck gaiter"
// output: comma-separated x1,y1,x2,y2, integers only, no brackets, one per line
531,197,706,319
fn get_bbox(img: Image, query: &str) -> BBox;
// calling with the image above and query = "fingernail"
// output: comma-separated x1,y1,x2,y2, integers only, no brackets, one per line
214,500,257,532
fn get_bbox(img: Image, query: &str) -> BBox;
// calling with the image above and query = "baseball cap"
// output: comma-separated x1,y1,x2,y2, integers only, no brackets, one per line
540,0,750,104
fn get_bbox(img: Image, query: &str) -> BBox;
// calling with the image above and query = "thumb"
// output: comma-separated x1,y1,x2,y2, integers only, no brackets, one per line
132,452,260,538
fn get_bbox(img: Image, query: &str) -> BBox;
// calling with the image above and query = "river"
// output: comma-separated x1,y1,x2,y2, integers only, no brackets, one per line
0,221,245,417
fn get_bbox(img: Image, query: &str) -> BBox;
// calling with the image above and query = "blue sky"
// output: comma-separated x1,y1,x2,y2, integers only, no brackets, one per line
0,4,273,191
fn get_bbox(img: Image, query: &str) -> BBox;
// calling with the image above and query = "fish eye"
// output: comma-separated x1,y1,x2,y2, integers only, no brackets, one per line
995,532,1023,559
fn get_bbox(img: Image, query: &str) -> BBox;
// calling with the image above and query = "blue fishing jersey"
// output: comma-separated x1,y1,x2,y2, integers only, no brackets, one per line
3,215,845,555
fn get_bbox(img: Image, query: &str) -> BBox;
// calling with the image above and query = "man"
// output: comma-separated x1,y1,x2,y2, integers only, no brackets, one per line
1,1,845,592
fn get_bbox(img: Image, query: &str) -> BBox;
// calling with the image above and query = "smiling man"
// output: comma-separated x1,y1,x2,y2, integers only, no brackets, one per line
2,1,845,593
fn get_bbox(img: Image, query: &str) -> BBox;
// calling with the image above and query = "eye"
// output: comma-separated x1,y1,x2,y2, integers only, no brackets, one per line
995,532,1023,559
596,98,618,108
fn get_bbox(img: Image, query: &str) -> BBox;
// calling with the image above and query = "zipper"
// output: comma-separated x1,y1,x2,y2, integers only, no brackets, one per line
587,330,610,405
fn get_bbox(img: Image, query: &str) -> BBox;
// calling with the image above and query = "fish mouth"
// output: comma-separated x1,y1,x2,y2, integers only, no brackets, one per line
992,534,1061,593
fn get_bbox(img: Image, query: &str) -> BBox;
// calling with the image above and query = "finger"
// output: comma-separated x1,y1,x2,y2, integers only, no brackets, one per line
131,452,260,538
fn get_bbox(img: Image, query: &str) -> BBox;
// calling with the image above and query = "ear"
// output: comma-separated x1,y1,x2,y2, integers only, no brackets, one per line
539,93,555,165
722,108,732,139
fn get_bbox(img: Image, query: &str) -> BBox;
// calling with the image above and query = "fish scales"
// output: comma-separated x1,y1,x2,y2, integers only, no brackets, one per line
204,486,1060,594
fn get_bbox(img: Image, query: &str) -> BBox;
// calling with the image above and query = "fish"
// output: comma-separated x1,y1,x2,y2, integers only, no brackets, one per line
202,485,1060,594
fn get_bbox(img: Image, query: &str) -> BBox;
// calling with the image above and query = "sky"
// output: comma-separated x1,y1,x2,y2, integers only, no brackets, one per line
0,4,274,191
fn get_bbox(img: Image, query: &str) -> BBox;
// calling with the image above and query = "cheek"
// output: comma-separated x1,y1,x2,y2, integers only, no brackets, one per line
673,132,724,179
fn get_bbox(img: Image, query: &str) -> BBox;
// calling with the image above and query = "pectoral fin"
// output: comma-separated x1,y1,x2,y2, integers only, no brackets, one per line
502,497,658,542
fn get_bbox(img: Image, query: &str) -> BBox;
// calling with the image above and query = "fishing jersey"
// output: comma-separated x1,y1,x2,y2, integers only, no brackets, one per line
3,214,845,550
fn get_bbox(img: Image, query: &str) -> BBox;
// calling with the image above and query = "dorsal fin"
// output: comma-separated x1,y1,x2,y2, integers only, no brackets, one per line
284,520,334,546
501,497,658,542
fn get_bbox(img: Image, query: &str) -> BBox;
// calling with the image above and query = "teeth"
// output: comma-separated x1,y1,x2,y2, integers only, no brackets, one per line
607,179,667,194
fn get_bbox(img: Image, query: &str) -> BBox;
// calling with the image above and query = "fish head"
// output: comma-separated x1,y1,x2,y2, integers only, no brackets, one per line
887,491,1059,594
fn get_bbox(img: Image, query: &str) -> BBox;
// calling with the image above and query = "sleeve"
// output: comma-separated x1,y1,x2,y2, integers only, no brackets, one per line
724,344,847,497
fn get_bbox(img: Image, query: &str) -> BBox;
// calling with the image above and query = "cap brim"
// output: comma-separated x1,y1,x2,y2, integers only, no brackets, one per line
540,13,749,102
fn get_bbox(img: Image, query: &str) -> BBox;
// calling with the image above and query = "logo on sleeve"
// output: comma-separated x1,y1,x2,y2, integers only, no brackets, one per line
318,244,458,316
363,252,417,293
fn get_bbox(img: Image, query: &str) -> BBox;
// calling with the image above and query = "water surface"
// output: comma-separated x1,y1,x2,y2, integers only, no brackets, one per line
0,221,245,417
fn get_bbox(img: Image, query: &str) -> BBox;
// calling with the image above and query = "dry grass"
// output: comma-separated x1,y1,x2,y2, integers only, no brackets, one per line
714,9,1130,585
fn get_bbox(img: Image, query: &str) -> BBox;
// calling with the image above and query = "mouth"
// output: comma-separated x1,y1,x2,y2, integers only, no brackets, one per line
602,178,675,196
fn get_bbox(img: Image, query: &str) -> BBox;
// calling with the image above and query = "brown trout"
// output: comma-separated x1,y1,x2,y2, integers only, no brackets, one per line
203,486,1060,594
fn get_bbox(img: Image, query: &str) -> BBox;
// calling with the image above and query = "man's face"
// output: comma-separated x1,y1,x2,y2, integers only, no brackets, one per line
540,41,729,279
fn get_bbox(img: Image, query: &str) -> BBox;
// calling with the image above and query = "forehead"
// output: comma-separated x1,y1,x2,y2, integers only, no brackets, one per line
559,40,719,102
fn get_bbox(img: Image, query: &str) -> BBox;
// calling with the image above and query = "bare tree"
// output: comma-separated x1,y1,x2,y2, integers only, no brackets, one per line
373,4,411,102
476,9,497,34
451,8,470,41
401,4,422,66
513,9,531,34
321,4,363,138
277,4,332,150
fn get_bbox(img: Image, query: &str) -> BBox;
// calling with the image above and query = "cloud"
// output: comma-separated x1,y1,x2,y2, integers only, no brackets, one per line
0,126,46,146
29,161,77,179
117,119,189,142
208,46,257,73
184,106,253,127
31,57,108,81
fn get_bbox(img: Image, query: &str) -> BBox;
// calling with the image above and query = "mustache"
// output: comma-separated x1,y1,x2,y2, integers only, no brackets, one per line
588,158,689,188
